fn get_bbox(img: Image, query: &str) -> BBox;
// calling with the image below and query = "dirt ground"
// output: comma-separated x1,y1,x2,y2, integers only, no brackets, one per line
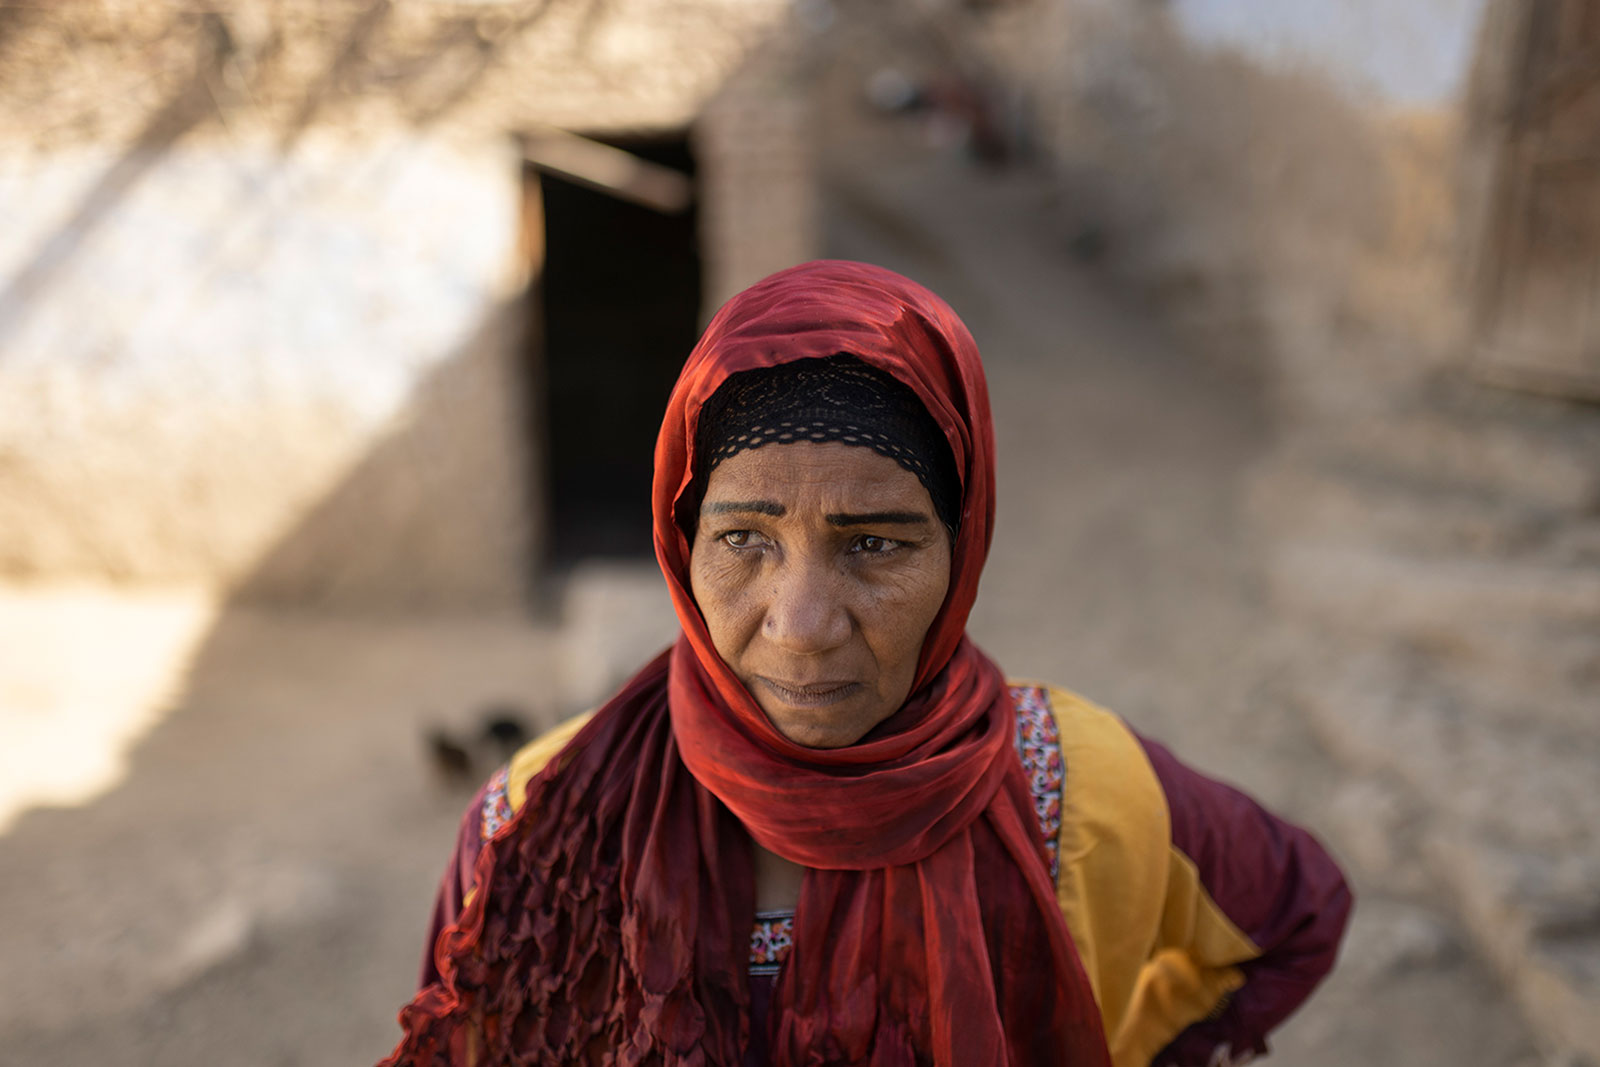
0,125,1544,1066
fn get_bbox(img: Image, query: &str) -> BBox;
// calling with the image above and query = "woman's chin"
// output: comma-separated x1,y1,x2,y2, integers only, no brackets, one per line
761,705,877,749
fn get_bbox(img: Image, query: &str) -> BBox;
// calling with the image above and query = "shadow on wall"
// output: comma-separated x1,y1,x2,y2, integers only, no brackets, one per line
0,18,227,354
227,298,539,613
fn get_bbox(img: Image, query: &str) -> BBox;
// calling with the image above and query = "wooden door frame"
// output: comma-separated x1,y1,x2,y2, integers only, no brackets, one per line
1464,0,1600,400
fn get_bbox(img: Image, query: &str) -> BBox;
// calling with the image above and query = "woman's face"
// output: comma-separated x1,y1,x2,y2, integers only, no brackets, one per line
689,441,953,749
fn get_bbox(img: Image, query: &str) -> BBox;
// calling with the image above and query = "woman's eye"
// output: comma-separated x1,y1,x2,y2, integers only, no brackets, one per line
721,530,755,548
853,535,896,554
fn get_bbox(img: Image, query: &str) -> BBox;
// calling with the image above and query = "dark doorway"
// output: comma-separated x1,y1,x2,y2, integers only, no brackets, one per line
534,135,701,562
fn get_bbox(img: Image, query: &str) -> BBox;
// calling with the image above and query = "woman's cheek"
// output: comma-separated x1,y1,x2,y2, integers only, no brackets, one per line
867,559,946,611
696,570,759,652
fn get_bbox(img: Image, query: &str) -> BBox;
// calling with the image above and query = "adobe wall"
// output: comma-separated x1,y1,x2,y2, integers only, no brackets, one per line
0,0,805,609
0,133,533,608
0,1,795,149
696,50,822,319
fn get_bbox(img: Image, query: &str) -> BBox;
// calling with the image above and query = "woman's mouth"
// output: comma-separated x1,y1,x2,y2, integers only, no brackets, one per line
755,677,862,708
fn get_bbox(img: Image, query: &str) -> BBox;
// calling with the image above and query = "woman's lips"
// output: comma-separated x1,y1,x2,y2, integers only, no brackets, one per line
755,677,862,708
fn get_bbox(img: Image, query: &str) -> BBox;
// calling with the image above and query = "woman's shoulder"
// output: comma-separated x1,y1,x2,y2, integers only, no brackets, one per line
1006,680,1166,819
476,710,596,841
1009,681,1133,737
1008,680,1170,835
506,710,593,804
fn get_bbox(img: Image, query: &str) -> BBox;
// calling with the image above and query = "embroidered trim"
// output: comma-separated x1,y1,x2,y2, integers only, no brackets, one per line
1009,684,1064,880
742,686,1066,971
479,766,513,842
749,909,796,976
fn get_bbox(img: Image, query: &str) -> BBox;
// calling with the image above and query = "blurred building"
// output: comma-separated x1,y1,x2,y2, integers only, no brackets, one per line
966,0,1600,1059
0,0,818,608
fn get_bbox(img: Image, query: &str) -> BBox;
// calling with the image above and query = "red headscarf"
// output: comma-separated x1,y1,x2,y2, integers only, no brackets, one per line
381,261,1111,1066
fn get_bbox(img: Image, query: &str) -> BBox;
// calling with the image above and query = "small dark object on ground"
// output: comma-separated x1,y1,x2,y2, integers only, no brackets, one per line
481,709,532,762
423,706,534,789
425,728,476,788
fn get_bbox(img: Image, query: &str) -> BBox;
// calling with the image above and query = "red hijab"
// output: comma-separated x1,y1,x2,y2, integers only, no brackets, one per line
381,261,1110,1066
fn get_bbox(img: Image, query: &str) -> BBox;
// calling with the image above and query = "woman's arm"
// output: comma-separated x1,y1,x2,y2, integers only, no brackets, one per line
1138,737,1353,1067
416,770,505,989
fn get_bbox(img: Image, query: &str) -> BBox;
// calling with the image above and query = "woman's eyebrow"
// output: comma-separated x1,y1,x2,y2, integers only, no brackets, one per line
827,511,930,526
703,500,786,516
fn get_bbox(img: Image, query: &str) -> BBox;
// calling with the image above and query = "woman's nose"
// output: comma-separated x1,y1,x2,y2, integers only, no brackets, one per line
763,559,851,653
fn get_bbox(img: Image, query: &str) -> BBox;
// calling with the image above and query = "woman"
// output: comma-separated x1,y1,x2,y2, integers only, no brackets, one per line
383,261,1350,1067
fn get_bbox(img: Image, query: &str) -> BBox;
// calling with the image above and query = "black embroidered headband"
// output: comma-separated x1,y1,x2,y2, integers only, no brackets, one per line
692,355,961,533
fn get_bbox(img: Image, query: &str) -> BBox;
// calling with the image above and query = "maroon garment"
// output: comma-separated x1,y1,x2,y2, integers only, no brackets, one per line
745,975,777,1067
1138,737,1352,1066
417,727,1352,1066
418,784,793,1067
421,794,803,1067
417,777,495,992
